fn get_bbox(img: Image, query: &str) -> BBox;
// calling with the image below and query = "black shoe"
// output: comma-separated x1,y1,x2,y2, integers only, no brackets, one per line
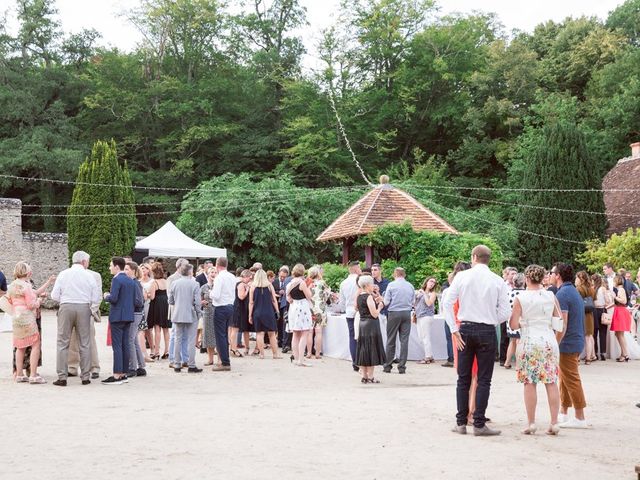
382,368,392,373
174,367,182,373
188,367,203,373
398,369,406,374
53,379,67,387
282,347,290,353
101,376,123,385
136,368,147,377
499,362,505,367
127,370,137,377
441,361,454,368
352,365,360,372
82,379,91,385
121,376,129,383
67,372,77,377
636,403,640,408
182,362,188,368
600,354,606,361
91,372,99,379
392,358,399,364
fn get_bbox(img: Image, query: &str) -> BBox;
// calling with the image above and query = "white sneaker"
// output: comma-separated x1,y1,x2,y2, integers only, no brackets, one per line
558,418,589,429
557,413,569,424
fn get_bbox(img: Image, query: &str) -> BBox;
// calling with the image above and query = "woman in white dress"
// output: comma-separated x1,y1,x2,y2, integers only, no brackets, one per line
509,265,562,436
286,264,313,366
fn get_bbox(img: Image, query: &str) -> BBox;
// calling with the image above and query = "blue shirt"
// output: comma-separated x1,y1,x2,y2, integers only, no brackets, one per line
383,277,415,312
556,282,585,354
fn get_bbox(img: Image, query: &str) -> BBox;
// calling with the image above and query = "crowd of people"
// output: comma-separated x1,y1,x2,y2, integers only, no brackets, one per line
0,246,638,433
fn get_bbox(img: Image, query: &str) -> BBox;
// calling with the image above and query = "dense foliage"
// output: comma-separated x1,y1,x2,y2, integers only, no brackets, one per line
67,140,137,293
360,223,503,285
176,173,362,269
516,121,606,266
1,0,640,266
579,228,640,273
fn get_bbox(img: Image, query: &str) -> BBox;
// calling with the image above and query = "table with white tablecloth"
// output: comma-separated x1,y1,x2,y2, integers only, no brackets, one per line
322,313,449,361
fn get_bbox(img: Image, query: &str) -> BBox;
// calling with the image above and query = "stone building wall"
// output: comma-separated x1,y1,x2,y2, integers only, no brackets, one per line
0,198,69,292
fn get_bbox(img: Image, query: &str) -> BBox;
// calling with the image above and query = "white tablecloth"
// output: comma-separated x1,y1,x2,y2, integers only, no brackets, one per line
323,313,448,361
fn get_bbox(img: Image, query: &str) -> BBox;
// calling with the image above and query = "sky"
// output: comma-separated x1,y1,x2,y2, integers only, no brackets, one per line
0,0,626,68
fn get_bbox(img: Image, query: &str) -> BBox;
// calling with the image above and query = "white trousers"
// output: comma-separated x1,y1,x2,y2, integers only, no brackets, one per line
416,315,434,358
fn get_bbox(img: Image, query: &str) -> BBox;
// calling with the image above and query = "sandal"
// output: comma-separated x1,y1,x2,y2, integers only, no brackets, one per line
29,375,47,384
258,353,265,359
15,375,29,383
161,353,169,360
417,359,429,364
368,378,380,384
230,349,244,358
272,355,283,359
546,424,560,436
361,377,368,384
504,364,512,369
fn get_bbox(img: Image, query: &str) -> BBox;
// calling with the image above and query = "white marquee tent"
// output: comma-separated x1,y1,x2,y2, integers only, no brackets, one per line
134,221,226,259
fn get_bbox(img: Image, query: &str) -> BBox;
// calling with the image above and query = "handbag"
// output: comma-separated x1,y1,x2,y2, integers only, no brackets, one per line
551,316,563,332
601,309,613,326
583,296,595,313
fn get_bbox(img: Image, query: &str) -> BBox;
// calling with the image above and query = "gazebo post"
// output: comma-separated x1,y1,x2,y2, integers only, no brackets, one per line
364,245,373,268
342,237,354,265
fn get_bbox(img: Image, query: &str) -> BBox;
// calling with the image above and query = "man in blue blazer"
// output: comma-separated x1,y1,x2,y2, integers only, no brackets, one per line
102,256,141,385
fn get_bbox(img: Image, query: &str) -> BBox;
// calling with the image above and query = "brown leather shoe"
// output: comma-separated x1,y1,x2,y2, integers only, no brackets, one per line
212,365,231,372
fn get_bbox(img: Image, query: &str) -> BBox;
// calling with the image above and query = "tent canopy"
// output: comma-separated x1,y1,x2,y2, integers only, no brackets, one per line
135,221,226,259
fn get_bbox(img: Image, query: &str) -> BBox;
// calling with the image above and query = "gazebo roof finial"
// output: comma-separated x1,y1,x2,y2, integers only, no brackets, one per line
379,174,390,185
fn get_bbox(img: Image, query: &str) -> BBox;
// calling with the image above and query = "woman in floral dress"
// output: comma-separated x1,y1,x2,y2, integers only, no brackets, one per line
0,262,46,384
509,264,562,436
306,265,332,359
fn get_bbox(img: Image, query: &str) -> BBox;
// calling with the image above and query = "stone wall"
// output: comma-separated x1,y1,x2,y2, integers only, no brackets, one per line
0,198,69,293
22,232,69,288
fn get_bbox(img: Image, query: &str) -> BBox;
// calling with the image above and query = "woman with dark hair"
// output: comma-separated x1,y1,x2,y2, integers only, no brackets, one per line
147,262,170,359
611,274,631,362
414,277,438,364
575,271,596,364
510,264,562,435
355,275,386,383
591,273,609,361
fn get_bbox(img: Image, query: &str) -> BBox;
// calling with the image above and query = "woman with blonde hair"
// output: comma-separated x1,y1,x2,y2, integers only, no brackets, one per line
249,269,281,359
611,274,631,362
0,262,45,384
355,275,386,383
286,264,313,366
575,271,596,364
510,264,562,435
306,265,331,360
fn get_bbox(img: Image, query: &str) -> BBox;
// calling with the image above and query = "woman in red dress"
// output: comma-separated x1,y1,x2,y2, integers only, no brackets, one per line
611,274,631,362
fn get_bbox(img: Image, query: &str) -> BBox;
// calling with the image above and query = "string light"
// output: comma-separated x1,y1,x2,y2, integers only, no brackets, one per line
327,89,375,187
21,186,366,217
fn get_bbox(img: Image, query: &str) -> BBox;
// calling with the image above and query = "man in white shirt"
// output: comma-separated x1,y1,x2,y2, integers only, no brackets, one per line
209,257,236,371
67,267,102,379
50,251,102,386
339,261,361,371
443,245,510,436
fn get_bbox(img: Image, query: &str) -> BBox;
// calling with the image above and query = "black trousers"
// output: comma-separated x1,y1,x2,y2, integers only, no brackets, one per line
499,322,508,363
456,322,497,428
593,307,608,356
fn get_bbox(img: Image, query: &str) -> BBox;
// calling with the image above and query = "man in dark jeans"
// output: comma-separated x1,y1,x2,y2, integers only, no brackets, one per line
273,266,291,351
443,245,510,436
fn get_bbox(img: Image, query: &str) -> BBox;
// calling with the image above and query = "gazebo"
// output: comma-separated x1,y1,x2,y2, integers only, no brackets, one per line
316,176,458,266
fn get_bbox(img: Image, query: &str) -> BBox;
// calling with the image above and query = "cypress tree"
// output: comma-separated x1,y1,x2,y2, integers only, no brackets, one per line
516,121,606,266
67,140,137,294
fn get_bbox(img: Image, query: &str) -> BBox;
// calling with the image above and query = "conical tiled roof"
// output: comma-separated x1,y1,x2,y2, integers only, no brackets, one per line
316,178,457,242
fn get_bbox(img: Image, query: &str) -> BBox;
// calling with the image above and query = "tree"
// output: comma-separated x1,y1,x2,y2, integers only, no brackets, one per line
67,140,137,293
579,228,640,273
515,121,606,266
607,0,640,46
176,173,362,268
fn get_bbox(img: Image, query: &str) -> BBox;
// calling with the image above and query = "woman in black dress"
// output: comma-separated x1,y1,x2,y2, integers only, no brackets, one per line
249,269,282,359
355,275,386,384
147,263,170,359
231,270,252,357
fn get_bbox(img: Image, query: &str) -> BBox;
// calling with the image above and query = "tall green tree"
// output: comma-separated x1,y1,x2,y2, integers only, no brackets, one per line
515,122,606,266
67,140,137,292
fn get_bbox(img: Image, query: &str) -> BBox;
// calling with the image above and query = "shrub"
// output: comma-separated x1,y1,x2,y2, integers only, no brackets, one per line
578,228,640,273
